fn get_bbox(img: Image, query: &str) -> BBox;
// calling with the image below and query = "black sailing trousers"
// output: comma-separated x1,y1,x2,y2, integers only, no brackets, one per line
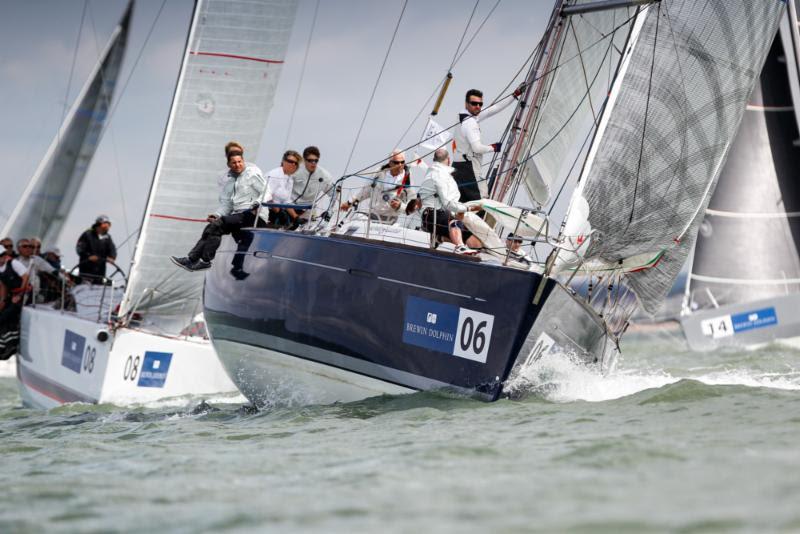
187,209,265,262
452,160,482,202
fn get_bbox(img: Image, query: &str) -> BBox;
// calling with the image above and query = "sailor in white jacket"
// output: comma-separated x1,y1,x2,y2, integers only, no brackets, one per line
171,150,266,271
341,150,410,224
419,148,515,256
261,150,302,227
418,149,483,254
453,87,521,201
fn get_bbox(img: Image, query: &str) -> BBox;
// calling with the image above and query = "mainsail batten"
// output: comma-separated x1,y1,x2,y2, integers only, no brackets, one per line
119,0,298,333
559,0,785,314
1,2,132,245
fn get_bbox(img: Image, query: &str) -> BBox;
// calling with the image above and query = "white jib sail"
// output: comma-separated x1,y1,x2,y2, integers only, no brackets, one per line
1,2,132,246
119,0,298,334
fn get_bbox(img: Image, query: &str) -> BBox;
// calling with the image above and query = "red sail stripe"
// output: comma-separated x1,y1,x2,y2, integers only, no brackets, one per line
150,214,207,223
190,51,284,64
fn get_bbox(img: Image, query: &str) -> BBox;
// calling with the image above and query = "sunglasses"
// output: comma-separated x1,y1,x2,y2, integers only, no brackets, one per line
305,158,319,163
390,160,405,166
2,244,12,248
19,244,33,249
284,159,299,165
468,100,484,107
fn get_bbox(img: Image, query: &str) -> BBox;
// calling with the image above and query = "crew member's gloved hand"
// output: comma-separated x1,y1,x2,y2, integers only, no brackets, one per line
491,142,502,152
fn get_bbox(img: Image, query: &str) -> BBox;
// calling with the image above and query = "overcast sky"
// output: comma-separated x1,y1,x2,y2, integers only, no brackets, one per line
0,0,551,269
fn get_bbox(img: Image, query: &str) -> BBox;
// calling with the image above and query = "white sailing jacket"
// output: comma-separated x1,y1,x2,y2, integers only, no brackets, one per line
214,163,266,217
262,167,295,204
418,162,468,214
349,167,409,222
453,97,516,182
291,165,335,205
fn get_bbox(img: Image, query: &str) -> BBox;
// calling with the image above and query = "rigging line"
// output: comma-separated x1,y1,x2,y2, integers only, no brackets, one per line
392,77,446,150
570,17,598,121
347,9,638,183
448,0,481,72
284,0,320,149
86,2,131,251
546,120,597,216
453,0,503,69
101,0,168,145
626,1,660,228
342,0,409,176
60,0,89,135
393,0,502,149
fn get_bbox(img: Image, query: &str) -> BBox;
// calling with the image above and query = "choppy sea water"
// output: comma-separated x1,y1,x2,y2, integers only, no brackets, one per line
1,332,799,533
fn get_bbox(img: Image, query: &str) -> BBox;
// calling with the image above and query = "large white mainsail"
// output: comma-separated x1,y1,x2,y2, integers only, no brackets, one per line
553,0,784,314
119,0,298,334
1,1,132,245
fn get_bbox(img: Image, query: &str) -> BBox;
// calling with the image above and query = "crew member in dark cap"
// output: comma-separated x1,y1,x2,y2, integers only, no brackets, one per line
76,215,117,283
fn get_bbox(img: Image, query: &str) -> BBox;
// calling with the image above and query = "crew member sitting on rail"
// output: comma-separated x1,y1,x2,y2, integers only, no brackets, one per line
291,146,334,224
262,150,302,228
340,150,410,225
418,148,483,255
171,144,265,272
76,215,117,284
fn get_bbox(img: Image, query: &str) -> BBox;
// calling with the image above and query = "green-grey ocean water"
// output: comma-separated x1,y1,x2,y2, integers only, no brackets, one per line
1,334,799,533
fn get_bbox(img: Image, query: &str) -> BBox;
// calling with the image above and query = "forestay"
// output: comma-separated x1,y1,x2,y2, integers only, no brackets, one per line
119,0,297,334
1,2,131,246
561,0,785,314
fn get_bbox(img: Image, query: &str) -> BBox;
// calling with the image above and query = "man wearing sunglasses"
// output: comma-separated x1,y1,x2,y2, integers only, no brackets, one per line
171,145,266,271
262,150,303,228
453,86,522,201
290,146,334,225
341,150,410,224
0,238,15,258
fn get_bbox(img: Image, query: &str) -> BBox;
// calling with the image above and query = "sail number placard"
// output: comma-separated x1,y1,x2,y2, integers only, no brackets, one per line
403,296,494,363
700,307,778,338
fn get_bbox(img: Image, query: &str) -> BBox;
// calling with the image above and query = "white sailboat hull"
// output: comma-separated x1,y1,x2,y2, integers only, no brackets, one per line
680,292,800,352
17,307,239,409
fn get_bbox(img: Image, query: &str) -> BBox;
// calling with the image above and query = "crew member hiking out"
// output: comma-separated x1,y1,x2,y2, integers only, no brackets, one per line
453,86,523,201
171,143,265,272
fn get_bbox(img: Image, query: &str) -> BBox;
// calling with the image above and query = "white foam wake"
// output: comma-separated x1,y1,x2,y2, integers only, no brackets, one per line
511,348,800,403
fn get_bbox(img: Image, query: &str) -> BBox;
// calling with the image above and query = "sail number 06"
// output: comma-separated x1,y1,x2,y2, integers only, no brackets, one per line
453,309,495,363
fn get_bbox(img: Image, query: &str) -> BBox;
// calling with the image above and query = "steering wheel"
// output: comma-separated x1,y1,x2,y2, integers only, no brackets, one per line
69,258,128,286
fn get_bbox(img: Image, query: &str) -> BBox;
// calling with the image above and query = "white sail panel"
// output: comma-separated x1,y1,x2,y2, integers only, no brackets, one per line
564,0,784,314
120,0,298,333
520,2,634,206
1,2,131,246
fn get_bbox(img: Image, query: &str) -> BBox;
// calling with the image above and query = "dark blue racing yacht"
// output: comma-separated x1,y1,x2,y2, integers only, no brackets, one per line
203,0,784,406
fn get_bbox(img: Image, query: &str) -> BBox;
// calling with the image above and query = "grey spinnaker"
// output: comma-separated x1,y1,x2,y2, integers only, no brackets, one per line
119,0,298,334
1,2,131,246
562,0,785,314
